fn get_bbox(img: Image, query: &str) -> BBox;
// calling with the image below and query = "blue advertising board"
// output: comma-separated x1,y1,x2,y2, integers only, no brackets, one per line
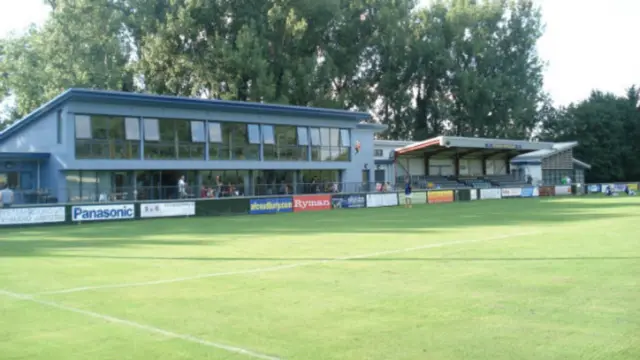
520,187,534,198
331,195,366,209
249,197,293,215
588,184,601,193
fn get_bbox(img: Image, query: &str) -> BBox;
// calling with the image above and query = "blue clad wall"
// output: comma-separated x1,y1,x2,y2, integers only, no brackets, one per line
0,110,66,194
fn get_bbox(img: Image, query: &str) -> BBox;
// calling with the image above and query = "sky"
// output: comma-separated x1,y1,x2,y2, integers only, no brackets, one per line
0,0,638,107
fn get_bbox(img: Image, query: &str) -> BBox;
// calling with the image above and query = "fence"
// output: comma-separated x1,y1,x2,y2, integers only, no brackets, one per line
1,182,637,227
3,181,638,206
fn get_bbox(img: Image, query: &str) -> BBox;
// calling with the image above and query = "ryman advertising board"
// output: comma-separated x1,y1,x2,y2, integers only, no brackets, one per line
293,195,332,212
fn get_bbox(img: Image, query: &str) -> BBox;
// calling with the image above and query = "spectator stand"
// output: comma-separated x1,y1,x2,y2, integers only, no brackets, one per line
390,135,556,188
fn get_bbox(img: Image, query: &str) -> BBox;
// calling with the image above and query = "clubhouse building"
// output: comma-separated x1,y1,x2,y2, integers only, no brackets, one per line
0,89,385,204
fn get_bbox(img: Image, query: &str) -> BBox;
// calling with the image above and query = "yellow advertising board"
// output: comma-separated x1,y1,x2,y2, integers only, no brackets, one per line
427,190,454,204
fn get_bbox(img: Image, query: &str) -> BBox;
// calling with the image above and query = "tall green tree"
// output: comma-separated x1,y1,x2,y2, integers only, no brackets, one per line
540,88,640,182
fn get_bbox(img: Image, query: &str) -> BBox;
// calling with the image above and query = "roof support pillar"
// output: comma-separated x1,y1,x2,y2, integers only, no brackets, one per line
424,156,429,176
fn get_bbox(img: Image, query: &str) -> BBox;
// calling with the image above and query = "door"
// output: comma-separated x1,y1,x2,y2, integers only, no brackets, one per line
374,169,385,183
361,169,370,192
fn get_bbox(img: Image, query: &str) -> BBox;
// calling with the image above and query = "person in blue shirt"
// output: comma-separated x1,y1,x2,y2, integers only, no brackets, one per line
404,178,412,208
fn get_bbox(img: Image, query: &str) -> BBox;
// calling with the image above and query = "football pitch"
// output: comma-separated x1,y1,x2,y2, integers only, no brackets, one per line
1,197,639,360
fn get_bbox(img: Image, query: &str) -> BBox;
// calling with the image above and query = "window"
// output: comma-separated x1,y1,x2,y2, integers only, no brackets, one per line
210,122,258,160
248,124,261,144
74,115,92,139
57,110,63,144
125,117,140,140
329,128,339,147
263,125,307,161
208,122,222,143
340,129,350,146
310,128,321,145
374,149,383,157
75,115,140,159
190,121,206,143
297,127,309,146
262,125,275,144
320,128,331,146
143,119,160,141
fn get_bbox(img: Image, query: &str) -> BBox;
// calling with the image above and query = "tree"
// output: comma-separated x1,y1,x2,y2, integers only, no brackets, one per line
540,88,640,182
0,0,132,124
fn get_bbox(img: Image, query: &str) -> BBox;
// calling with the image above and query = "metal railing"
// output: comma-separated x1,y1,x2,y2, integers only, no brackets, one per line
4,181,637,205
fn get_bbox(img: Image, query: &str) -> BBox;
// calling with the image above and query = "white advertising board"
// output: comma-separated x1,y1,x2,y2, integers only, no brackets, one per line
141,202,196,218
366,193,399,208
480,188,502,200
0,206,65,225
555,185,571,195
72,204,135,222
501,188,522,198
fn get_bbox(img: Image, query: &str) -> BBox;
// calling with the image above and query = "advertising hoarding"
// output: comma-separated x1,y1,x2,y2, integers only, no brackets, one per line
140,202,195,218
0,206,66,225
72,204,135,222
249,197,293,215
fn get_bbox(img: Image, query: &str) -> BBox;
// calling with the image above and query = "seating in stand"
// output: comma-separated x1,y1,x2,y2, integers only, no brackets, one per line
456,176,492,188
484,175,529,187
421,176,469,189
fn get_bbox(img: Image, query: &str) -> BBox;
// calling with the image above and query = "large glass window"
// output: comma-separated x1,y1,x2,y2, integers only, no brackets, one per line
144,119,205,160
319,128,331,161
338,129,351,161
264,125,308,161
262,125,275,144
340,129,350,146
208,122,222,143
307,127,349,162
209,122,259,160
297,127,309,146
75,115,140,159
248,124,261,144
75,115,92,139
310,127,321,161
144,119,160,141
125,117,140,140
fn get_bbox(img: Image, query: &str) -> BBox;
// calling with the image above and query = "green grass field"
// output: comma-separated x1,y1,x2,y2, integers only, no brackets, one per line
1,197,639,360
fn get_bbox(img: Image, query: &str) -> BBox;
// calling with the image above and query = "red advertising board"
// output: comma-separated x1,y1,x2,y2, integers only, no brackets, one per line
293,195,332,212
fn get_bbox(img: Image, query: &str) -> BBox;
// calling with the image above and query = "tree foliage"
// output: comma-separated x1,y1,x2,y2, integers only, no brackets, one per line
0,0,638,181
540,87,640,182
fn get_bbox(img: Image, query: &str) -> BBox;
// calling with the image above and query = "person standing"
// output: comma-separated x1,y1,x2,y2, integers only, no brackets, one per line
178,175,187,199
404,178,412,208
0,183,14,208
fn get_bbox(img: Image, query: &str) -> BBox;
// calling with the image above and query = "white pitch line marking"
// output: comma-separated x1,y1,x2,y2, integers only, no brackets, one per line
0,289,281,360
37,231,540,296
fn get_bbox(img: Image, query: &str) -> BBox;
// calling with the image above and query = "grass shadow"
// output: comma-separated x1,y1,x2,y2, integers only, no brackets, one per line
1,197,638,258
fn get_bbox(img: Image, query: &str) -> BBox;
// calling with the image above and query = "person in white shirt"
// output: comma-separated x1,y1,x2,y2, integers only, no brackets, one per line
0,184,14,208
178,176,187,199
